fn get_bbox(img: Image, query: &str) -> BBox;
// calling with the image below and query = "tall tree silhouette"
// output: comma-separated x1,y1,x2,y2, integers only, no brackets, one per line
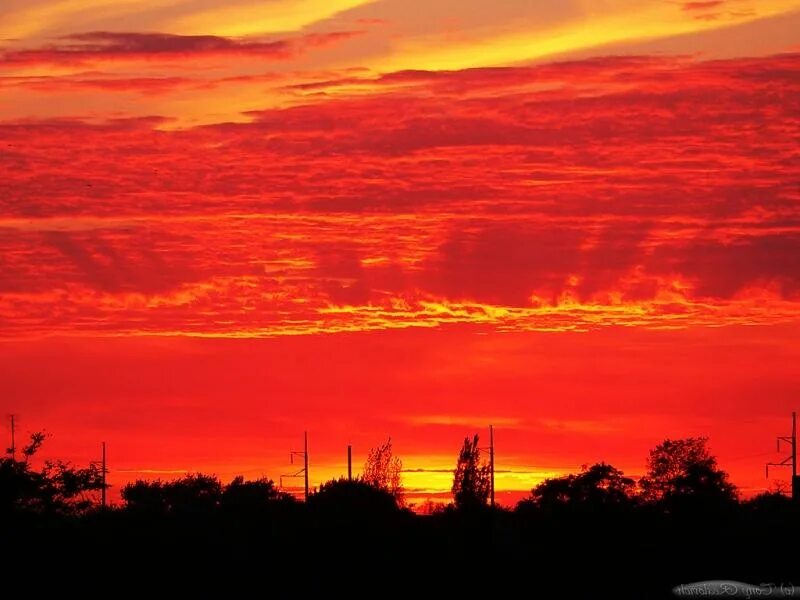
452,434,491,509
362,437,403,503
640,437,737,512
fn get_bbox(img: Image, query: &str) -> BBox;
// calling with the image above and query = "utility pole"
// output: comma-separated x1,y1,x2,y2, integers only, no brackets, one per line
9,414,16,461
766,411,798,501
479,425,496,508
101,442,107,509
489,424,495,508
347,444,353,481
91,442,108,509
282,432,309,501
304,431,309,501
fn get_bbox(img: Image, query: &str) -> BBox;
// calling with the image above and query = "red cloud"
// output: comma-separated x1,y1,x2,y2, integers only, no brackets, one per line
0,53,798,337
681,1,725,10
0,30,364,66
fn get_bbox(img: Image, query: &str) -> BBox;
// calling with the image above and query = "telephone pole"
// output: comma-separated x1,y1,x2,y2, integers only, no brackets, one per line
9,414,16,461
478,426,497,508
304,431,309,501
91,442,109,509
766,411,798,501
101,442,107,509
489,424,495,508
282,431,310,501
347,444,353,481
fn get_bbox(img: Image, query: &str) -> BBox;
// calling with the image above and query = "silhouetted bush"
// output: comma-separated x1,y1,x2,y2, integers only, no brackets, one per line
122,473,222,515
307,477,403,521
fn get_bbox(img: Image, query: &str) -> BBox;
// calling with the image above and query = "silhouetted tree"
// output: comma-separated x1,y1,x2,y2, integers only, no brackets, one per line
0,432,104,516
521,462,635,513
121,479,168,514
362,437,403,503
640,437,737,512
221,476,293,512
452,434,491,510
122,473,222,515
0,453,37,515
308,477,401,519
37,460,105,513
21,431,46,463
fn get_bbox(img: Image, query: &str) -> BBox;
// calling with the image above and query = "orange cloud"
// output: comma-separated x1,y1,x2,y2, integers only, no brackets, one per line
1,53,798,339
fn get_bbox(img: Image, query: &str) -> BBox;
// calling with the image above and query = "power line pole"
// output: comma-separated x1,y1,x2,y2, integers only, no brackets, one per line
91,441,109,509
101,442,107,509
9,414,16,461
281,432,309,501
489,424,495,508
766,411,798,501
347,444,353,481
304,431,309,501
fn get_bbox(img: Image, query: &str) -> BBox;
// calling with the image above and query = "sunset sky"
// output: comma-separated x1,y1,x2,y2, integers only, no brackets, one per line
1,0,799,504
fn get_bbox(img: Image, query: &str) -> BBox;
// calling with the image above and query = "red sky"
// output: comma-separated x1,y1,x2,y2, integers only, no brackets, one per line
1,0,799,504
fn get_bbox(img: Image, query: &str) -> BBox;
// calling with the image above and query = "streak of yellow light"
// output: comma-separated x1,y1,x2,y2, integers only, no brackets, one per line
167,0,376,37
375,1,799,72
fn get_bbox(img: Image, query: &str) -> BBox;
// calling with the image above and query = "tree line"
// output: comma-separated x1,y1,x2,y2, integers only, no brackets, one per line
0,431,786,517
3,431,799,596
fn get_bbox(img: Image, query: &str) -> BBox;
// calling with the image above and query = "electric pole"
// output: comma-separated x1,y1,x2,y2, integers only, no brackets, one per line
9,414,16,461
347,444,353,481
282,432,310,501
101,442,107,509
304,431,309,501
479,425,496,508
766,411,798,501
489,424,495,508
91,442,109,509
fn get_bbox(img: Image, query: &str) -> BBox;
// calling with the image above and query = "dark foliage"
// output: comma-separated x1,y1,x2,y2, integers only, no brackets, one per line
0,432,104,517
519,462,636,515
640,437,738,515
3,434,800,598
362,437,403,501
452,433,491,510
307,477,405,520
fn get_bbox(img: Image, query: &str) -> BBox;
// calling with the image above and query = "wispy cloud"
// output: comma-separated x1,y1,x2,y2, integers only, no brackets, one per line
0,30,364,66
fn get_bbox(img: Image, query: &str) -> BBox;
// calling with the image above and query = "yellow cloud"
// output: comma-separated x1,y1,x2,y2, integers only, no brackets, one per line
1,0,374,41
167,0,376,37
376,0,799,71
1,0,170,39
